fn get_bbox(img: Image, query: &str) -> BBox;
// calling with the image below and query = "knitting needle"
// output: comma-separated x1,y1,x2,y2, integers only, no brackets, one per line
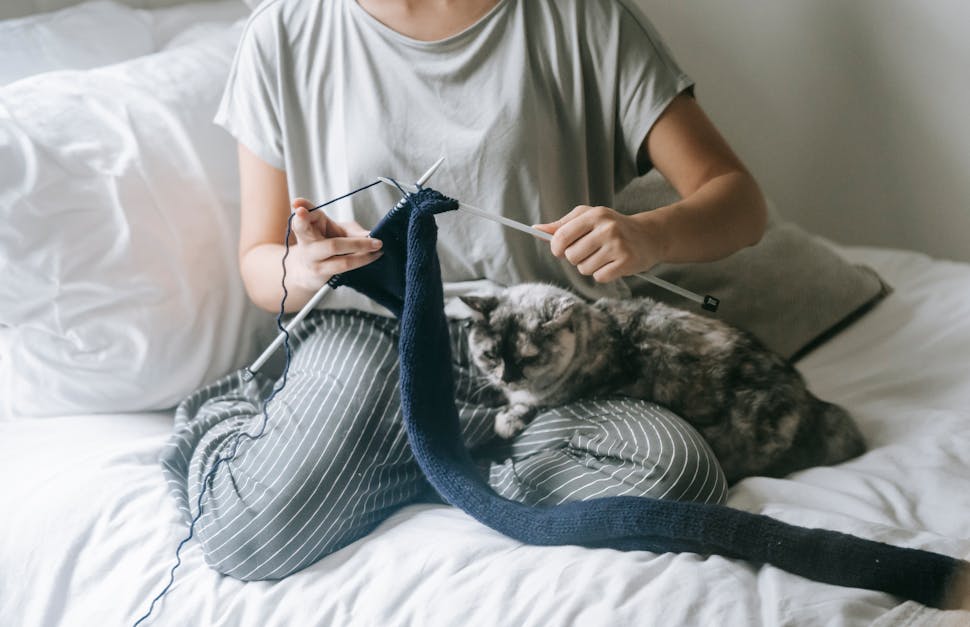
245,160,446,377
379,178,719,312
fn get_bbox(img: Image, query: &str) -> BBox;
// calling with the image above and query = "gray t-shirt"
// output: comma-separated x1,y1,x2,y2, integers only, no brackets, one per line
214,0,694,316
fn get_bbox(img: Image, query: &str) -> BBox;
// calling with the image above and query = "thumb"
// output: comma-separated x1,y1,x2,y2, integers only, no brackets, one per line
291,206,328,243
291,198,348,241
338,220,370,238
533,205,587,233
292,197,315,212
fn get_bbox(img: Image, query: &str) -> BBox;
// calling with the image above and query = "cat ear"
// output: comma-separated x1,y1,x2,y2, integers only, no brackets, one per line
542,301,577,331
459,294,499,319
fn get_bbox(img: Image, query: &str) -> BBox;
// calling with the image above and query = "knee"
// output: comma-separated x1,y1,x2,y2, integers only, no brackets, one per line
614,399,729,505
557,398,729,505
667,434,729,505
189,449,376,581
192,475,372,581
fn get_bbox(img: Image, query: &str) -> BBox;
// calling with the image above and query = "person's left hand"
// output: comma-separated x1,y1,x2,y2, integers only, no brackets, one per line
533,205,665,283
337,219,371,238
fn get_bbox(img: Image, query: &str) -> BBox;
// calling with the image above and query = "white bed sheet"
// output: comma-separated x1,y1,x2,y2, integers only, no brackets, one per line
3,244,970,627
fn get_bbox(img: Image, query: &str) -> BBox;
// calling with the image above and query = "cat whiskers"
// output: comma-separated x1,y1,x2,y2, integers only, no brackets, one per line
466,377,501,401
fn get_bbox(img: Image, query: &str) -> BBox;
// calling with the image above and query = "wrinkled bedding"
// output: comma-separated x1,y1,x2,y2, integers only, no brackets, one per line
3,244,969,626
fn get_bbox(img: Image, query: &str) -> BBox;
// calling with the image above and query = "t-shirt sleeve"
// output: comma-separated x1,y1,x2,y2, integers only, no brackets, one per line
213,15,285,170
614,0,695,179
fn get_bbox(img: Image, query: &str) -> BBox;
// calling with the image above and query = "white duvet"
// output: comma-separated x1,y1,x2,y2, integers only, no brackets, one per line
3,244,970,627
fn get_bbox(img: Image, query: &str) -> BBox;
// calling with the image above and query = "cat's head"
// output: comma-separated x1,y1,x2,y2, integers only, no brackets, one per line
460,283,586,399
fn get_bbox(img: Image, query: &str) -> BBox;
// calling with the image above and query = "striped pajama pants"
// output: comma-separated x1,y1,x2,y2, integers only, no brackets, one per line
161,309,727,581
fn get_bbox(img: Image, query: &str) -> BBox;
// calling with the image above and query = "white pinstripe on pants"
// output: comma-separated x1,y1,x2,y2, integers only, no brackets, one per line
160,309,727,581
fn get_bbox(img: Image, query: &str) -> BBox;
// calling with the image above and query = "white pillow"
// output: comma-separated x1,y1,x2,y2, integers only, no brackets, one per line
149,0,249,49
0,0,155,85
0,22,274,417
0,330,12,421
0,0,196,21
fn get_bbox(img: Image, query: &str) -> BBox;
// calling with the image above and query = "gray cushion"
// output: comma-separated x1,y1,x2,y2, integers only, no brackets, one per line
615,172,892,361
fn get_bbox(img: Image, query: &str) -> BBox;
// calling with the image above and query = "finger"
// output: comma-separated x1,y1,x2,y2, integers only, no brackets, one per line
291,206,326,243
533,205,593,233
592,259,624,283
317,250,383,276
303,236,382,259
550,215,596,257
304,207,346,237
563,232,603,266
338,220,370,238
293,198,344,236
292,197,315,211
320,214,348,238
576,248,612,276
553,205,594,226
295,203,351,241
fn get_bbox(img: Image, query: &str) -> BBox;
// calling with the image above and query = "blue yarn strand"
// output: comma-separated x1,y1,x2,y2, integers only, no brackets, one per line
133,179,382,626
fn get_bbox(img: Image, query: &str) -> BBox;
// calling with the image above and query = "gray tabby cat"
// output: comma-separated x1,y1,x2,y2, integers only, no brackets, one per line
459,283,866,484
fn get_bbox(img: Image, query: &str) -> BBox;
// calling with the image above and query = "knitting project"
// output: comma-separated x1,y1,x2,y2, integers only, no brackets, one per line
330,186,967,609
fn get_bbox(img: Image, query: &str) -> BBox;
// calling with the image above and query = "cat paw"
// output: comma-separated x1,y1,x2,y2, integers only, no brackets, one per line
495,404,535,439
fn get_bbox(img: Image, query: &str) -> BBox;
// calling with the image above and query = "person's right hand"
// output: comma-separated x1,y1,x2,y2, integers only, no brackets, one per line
287,197,383,291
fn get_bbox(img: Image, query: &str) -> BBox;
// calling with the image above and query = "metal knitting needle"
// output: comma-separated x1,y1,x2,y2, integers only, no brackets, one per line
246,159,446,377
380,179,719,312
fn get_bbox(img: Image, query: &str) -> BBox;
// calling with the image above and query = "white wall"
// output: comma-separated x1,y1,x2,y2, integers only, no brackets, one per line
6,0,967,260
640,0,970,262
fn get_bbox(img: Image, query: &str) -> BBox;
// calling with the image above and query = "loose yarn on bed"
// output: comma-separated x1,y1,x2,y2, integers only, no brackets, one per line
334,186,968,609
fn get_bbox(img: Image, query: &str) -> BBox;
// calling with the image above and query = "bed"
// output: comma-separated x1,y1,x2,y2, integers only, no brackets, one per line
2,2,969,626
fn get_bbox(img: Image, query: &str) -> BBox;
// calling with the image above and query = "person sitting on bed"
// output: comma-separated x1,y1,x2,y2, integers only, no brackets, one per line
161,0,767,581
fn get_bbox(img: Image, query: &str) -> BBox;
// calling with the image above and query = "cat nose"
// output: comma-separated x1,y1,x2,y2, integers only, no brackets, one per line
501,363,522,383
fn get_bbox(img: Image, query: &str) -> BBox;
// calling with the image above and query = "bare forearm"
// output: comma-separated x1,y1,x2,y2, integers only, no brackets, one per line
240,243,318,314
636,170,768,265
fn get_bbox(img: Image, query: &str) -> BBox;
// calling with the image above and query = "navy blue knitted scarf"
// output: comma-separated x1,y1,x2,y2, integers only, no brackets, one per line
331,187,967,609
